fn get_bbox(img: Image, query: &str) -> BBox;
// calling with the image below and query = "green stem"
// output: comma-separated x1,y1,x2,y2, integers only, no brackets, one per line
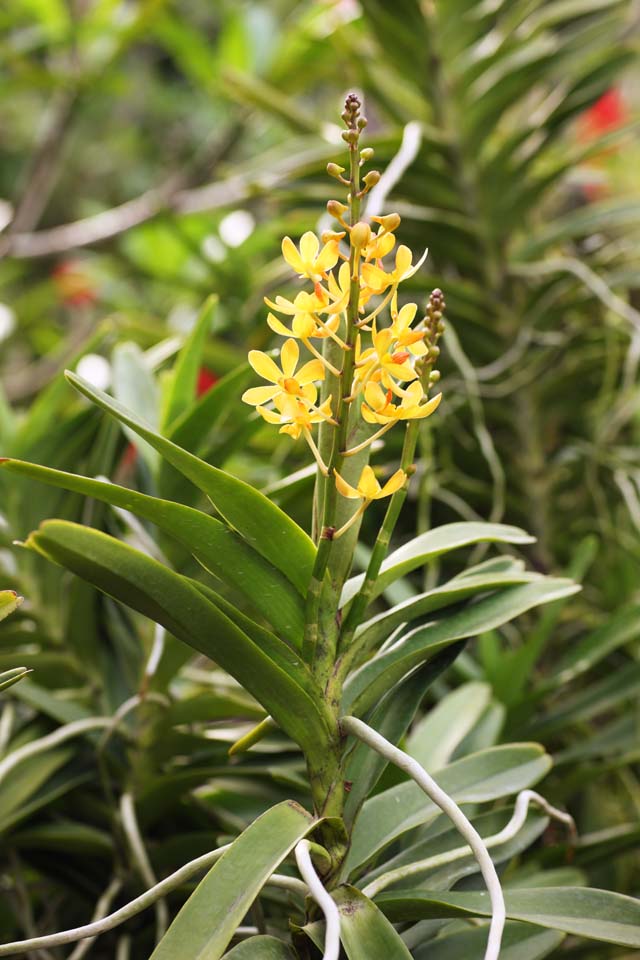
338,419,420,661
303,136,362,670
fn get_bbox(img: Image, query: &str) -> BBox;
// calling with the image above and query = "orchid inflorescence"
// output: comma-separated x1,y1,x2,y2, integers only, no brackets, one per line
242,94,444,531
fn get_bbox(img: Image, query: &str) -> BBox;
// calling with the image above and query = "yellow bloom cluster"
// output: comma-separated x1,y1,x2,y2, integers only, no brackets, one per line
242,128,442,505
244,230,439,427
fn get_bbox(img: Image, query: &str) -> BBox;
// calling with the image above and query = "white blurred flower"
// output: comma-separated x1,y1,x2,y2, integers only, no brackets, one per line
219,210,255,248
76,353,111,390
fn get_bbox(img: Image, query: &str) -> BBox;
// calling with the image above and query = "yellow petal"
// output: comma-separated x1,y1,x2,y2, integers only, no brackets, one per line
396,303,418,331
395,245,413,276
378,468,407,498
256,404,282,424
292,314,317,338
419,391,442,417
243,385,279,406
267,312,293,337
264,295,296,315
335,470,362,500
248,350,282,383
280,422,303,438
364,380,388,411
296,359,325,385
282,236,306,275
299,231,320,265
314,239,340,273
357,465,381,500
280,338,299,378
302,383,318,404
387,361,417,382
361,402,384,424
403,381,425,404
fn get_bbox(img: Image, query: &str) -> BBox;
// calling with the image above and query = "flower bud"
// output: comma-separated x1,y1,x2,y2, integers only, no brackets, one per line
357,116,368,129
350,221,372,250
360,147,374,162
327,162,346,179
321,229,346,244
327,200,348,219
341,129,358,144
372,213,401,232
429,370,441,384
363,170,381,188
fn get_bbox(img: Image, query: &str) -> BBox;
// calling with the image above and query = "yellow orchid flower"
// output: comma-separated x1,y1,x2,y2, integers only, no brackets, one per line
362,380,442,425
353,321,418,397
334,464,407,501
242,338,324,408
257,394,334,473
257,393,333,437
361,244,428,296
390,302,428,357
282,231,343,282
363,226,396,262
266,310,341,342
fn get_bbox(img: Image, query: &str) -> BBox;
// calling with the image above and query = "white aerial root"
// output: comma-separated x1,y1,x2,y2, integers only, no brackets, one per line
363,788,576,898
295,840,341,960
0,717,113,784
66,879,123,960
120,793,168,943
0,845,306,956
340,715,506,960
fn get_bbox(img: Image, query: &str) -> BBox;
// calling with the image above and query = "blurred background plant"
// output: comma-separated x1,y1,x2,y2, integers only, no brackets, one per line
1,0,639,956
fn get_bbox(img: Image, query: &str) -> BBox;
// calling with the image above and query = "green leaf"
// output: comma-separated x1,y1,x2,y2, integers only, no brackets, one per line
406,682,492,771
546,604,640,689
0,749,73,827
0,667,32,692
0,591,23,623
161,296,217,431
342,523,535,607
377,887,640,948
1,459,304,647
343,647,465,828
159,363,253,502
344,579,579,715
412,920,564,960
331,886,413,959
65,371,315,595
111,341,161,472
354,571,544,654
150,800,313,960
24,520,333,759
345,743,550,873
223,937,296,959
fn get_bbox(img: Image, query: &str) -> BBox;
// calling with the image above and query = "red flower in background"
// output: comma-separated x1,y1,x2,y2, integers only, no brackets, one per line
197,366,218,395
577,87,629,201
578,87,629,142
52,260,98,307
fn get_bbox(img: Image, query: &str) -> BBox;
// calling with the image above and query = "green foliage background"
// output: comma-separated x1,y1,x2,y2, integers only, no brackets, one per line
0,0,639,957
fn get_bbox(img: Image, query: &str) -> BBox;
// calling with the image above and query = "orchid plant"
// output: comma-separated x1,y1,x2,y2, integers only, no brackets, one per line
2,97,640,960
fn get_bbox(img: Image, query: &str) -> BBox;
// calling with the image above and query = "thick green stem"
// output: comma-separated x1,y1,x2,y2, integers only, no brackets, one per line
303,134,362,672
337,419,420,668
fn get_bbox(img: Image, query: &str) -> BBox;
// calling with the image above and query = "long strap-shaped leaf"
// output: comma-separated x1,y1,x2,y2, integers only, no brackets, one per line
333,886,413,959
65,371,315,595
345,743,550,873
223,937,296,959
376,887,640,948
150,801,314,960
343,579,579,716
1,459,304,648
24,521,333,758
353,571,544,654
341,522,535,607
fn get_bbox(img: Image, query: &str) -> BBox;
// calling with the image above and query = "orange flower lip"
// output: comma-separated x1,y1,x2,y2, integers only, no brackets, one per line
282,377,302,395
391,351,411,364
